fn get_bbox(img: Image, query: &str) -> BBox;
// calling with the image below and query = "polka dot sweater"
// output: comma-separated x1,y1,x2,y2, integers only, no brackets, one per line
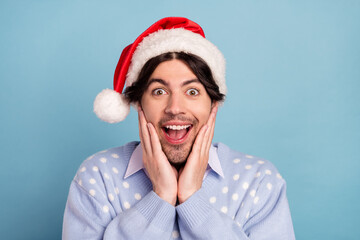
62,142,295,239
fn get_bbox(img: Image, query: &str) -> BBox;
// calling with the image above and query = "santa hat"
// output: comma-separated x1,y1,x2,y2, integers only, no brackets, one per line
94,17,226,123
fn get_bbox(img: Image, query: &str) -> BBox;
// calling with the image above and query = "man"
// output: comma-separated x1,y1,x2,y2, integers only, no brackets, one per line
63,17,295,239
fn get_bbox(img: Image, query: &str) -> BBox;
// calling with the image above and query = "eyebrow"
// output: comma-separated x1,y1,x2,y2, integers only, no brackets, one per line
181,79,200,86
148,78,168,87
148,78,200,87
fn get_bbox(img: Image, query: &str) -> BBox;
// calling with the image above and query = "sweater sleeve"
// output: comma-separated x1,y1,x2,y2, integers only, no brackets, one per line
176,179,295,240
62,180,176,240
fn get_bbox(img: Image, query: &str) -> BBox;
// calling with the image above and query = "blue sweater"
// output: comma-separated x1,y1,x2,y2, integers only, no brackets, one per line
63,142,295,239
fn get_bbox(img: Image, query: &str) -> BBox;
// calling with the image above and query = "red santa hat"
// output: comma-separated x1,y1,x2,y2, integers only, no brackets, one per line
94,17,226,123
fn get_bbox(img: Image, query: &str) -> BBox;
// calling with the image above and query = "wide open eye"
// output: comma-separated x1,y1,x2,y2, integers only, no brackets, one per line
186,88,199,96
152,88,167,96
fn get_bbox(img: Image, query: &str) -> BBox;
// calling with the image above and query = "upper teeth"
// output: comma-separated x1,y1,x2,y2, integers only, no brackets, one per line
165,125,191,130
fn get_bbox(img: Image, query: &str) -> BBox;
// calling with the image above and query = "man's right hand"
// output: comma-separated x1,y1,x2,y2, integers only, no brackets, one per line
138,108,178,206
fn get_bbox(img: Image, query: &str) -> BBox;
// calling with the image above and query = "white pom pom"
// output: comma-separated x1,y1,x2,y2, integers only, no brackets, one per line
93,89,130,123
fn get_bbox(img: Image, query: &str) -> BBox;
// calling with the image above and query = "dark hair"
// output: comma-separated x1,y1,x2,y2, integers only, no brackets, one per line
124,52,225,103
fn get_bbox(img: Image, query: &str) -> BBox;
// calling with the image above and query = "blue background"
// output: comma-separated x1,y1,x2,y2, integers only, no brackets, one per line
1,0,359,239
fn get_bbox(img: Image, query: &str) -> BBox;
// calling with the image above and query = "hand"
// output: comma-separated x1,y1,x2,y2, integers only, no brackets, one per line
177,103,218,203
138,108,178,205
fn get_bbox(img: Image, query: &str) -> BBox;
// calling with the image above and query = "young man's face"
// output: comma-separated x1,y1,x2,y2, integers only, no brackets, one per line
140,59,213,166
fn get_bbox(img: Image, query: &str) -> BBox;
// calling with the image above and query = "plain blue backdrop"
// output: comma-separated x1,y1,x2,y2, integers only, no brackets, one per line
1,0,359,239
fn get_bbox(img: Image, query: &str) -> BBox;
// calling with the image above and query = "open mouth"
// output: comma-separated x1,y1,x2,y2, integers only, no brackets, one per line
161,124,192,144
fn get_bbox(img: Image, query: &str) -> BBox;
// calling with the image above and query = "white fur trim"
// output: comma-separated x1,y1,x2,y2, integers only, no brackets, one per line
93,89,130,123
126,28,226,94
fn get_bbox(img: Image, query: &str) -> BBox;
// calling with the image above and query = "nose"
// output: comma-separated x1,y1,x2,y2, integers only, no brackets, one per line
164,93,185,115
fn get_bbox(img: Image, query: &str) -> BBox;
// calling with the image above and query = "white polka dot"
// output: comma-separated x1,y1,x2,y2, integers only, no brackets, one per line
89,189,96,196
80,167,86,172
100,157,107,163
254,196,259,204
233,158,241,164
255,172,261,178
99,150,107,153
92,166,99,172
104,173,110,179
221,206,228,214
267,183,273,190
134,193,142,200
108,193,114,201
86,155,94,161
114,187,120,195
232,193,239,201
209,196,216,203
241,202,244,208
222,186,228,194
245,155,254,159
78,180,82,186
246,211,250,219
236,221,241,227
122,181,129,189
233,174,240,181
172,230,180,239
242,182,249,190
103,205,109,213
89,178,96,184
250,189,256,197
265,169,272,175
276,173,282,179
124,201,131,209
245,165,252,170
258,160,265,164
111,153,119,159
112,167,119,174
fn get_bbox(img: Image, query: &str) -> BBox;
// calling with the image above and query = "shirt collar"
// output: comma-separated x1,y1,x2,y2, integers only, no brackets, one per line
124,143,224,179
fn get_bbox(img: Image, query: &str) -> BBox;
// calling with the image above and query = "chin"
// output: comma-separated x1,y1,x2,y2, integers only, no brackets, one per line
161,141,192,166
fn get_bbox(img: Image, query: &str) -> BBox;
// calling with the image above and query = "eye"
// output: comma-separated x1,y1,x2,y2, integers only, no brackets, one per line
152,88,167,96
186,88,199,96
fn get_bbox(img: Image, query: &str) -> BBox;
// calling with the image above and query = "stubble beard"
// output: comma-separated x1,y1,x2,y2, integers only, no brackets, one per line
160,139,194,168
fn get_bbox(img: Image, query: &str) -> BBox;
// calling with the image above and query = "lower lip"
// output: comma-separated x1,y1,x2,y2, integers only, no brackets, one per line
161,126,192,145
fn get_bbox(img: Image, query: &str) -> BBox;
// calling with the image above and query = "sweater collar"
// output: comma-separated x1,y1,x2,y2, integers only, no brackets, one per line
124,143,224,179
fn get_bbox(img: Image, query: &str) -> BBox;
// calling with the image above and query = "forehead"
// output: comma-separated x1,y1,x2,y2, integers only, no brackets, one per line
149,59,198,86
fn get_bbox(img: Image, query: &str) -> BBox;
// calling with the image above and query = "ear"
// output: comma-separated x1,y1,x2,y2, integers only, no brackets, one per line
135,101,142,112
211,101,219,109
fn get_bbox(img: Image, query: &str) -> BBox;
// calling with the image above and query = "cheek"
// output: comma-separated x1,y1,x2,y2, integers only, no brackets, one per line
190,99,212,125
140,96,162,124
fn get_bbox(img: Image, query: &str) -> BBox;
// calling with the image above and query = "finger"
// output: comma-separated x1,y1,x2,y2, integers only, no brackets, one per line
203,126,215,157
138,110,152,155
203,104,218,154
147,122,163,157
189,124,208,163
204,103,217,134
